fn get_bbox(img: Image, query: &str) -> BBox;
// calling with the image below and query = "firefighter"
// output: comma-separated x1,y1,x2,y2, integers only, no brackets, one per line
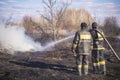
71,22,92,76
89,22,106,75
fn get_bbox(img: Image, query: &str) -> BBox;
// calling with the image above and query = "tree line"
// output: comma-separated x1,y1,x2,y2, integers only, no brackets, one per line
6,0,120,43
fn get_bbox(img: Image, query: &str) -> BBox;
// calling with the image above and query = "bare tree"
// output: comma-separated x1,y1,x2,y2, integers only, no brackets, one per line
103,17,120,37
42,0,71,40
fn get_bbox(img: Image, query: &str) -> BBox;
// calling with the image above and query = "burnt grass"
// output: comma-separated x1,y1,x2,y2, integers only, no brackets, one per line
0,38,120,80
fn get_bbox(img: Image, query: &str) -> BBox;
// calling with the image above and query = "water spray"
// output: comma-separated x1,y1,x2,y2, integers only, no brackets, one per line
41,35,74,51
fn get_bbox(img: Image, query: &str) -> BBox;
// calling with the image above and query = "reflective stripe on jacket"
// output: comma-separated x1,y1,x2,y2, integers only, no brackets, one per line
89,29,104,50
72,30,92,55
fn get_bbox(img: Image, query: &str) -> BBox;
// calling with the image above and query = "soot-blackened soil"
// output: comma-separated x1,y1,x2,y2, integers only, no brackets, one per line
0,49,120,80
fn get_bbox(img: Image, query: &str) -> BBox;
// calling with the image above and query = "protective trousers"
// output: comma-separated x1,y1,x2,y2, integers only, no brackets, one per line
92,50,106,75
76,55,89,76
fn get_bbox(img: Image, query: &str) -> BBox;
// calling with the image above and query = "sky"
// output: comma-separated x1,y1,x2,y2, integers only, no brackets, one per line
0,0,120,24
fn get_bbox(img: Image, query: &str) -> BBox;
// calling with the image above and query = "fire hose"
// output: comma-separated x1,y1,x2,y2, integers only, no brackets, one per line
96,30,120,61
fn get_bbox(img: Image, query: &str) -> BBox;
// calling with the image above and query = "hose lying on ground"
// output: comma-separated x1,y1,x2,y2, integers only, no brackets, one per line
96,30,120,61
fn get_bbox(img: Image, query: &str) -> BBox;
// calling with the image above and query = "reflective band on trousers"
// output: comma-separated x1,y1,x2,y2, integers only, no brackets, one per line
99,61,105,65
93,62,100,66
80,34,91,40
78,65,82,68
84,65,88,68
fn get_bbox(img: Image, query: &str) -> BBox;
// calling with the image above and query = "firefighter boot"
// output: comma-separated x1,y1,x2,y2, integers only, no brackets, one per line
84,64,88,75
101,64,106,75
96,64,100,74
99,61,106,75
93,63,99,74
78,65,82,76
93,66,99,74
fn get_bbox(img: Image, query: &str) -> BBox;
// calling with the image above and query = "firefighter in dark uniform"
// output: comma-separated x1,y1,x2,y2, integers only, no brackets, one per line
72,22,92,76
89,22,106,75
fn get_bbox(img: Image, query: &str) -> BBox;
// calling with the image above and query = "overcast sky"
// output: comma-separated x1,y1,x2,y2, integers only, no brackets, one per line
0,0,120,24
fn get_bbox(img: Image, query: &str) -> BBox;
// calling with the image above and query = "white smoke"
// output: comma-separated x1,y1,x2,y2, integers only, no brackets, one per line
0,24,42,53
0,24,74,54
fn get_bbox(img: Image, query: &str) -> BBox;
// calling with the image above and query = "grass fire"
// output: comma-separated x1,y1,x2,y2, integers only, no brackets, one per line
0,0,120,80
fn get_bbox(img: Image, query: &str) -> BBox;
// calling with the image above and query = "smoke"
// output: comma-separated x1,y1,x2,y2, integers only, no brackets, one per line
0,24,42,53
0,24,74,54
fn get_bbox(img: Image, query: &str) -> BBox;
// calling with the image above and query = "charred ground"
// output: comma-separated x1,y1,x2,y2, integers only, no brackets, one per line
0,50,120,80
0,38,120,80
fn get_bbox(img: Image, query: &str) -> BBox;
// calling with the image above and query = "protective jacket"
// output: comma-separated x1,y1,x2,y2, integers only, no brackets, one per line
89,29,105,50
72,29,92,55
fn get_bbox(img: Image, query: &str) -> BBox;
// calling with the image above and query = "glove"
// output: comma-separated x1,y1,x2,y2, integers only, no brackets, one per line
72,49,77,57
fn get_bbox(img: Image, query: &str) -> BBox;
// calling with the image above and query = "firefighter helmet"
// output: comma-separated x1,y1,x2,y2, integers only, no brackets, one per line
81,22,87,29
92,22,97,29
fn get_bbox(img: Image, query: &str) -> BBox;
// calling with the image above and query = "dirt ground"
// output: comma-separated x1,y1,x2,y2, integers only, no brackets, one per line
0,48,120,80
